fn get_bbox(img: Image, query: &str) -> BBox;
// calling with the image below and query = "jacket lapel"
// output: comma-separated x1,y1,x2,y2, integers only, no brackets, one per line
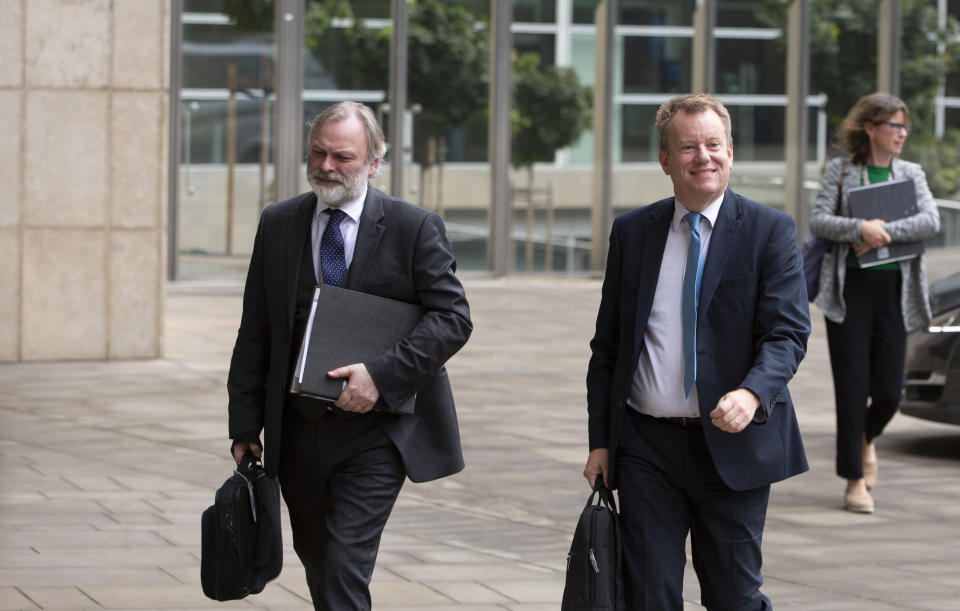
284,193,316,334
633,200,673,354
698,190,742,320
345,186,386,290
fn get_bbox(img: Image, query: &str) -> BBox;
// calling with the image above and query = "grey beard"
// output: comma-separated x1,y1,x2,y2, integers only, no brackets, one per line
308,168,367,207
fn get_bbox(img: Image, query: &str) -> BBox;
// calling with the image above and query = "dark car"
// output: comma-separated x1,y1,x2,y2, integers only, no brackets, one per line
902,272,960,425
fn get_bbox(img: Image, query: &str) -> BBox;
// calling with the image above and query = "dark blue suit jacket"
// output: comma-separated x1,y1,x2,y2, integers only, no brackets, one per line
227,187,472,483
587,190,810,491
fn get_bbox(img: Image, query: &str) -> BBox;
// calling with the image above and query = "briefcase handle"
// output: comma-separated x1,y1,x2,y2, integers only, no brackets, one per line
236,449,266,474
587,479,618,514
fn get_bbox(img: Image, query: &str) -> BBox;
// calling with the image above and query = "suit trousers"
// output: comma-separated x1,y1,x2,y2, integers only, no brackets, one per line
617,408,771,611
279,406,405,611
825,266,906,480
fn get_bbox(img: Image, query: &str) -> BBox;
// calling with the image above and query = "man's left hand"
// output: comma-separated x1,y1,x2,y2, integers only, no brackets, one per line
328,363,380,413
710,388,761,433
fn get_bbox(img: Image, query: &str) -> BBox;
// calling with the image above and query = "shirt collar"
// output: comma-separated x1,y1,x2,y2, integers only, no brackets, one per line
672,192,724,231
316,184,368,223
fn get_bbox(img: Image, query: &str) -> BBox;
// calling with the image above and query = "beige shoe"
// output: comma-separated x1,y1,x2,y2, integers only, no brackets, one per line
844,487,875,513
863,460,878,490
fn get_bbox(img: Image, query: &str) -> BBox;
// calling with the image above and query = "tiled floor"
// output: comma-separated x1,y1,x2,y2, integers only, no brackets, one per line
2,273,959,609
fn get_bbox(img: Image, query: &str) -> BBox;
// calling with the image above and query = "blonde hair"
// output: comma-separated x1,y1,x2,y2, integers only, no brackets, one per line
655,93,733,151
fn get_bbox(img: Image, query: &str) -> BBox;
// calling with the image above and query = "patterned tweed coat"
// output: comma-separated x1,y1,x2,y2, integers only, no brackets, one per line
809,157,940,332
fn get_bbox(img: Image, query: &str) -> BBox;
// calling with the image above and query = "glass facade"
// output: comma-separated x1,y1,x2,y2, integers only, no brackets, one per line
178,2,277,279
171,0,958,279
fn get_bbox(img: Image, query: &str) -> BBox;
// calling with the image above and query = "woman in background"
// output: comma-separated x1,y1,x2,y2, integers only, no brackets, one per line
809,92,940,514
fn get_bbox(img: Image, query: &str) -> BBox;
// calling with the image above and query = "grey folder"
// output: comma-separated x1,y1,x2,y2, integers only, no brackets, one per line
846,178,925,267
290,284,424,415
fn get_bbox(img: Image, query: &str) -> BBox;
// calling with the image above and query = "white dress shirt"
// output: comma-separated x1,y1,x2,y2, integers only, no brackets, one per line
311,186,367,281
629,194,724,418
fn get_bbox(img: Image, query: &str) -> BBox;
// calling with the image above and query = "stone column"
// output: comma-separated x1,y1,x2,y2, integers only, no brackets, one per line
1,0,169,361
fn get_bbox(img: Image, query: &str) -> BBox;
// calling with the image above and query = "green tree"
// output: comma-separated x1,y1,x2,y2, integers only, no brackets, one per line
221,0,489,160
406,0,489,144
511,52,592,187
760,0,960,197
222,0,492,211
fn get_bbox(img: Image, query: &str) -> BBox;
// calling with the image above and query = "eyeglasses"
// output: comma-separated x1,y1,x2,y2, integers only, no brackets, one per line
883,122,912,133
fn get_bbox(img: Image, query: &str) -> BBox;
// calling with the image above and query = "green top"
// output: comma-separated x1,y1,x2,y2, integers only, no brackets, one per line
867,164,890,184
846,164,901,271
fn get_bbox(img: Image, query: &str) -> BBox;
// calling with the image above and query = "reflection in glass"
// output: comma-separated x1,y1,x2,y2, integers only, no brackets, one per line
947,72,960,98
619,0,692,26
178,2,277,278
947,108,960,130
515,0,556,22
717,0,774,28
572,0,598,24
621,105,659,162
514,33,557,69
303,26,388,91
715,38,785,95
621,36,690,94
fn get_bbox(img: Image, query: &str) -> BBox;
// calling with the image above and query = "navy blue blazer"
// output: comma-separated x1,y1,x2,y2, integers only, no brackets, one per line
227,187,472,483
587,189,810,491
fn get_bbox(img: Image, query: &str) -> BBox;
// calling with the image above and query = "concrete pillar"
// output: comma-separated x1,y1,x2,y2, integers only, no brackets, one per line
275,0,304,202
2,0,170,361
388,0,409,199
785,0,811,234
692,0,716,93
488,0,512,276
591,0,616,271
877,0,902,96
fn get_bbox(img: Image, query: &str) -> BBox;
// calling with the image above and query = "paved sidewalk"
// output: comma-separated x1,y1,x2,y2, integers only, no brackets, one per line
2,274,960,610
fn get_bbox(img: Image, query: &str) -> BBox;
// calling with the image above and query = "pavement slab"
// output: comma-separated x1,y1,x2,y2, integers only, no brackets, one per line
1,274,959,609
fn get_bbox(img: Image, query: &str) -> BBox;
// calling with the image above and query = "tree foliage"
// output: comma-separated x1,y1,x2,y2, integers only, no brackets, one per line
407,0,490,136
511,53,592,169
760,0,960,196
221,0,594,174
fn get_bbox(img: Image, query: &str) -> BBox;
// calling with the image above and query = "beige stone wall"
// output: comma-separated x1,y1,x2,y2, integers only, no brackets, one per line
1,0,169,361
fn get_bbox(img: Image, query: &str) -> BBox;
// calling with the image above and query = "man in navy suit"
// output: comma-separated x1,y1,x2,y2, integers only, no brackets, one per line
583,93,810,609
228,102,472,610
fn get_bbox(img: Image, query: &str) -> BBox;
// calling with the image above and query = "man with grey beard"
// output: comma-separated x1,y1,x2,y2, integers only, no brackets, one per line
226,101,472,610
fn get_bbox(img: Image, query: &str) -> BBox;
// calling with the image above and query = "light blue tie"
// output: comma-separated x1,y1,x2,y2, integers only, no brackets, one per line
682,212,704,397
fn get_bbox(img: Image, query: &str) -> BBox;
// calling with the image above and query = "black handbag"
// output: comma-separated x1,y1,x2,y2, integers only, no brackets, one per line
804,160,848,302
801,232,832,301
201,451,283,601
561,481,626,611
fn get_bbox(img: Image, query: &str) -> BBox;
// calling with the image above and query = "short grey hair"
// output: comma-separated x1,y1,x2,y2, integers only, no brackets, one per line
306,101,387,164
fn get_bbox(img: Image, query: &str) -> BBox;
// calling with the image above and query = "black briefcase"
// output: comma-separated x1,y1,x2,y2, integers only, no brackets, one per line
201,452,283,601
561,481,626,611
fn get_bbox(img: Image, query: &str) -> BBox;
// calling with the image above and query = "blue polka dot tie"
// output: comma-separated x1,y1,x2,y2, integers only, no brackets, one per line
320,208,347,287
682,212,704,398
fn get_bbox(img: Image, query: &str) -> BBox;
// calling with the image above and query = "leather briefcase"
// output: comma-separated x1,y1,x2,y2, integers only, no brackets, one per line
561,481,626,610
201,452,282,600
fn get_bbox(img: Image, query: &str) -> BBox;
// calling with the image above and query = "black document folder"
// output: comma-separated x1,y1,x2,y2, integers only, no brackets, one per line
290,284,424,415
846,178,925,267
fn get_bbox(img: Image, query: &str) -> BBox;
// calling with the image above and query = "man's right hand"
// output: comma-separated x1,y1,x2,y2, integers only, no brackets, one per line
583,448,610,489
232,441,263,464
